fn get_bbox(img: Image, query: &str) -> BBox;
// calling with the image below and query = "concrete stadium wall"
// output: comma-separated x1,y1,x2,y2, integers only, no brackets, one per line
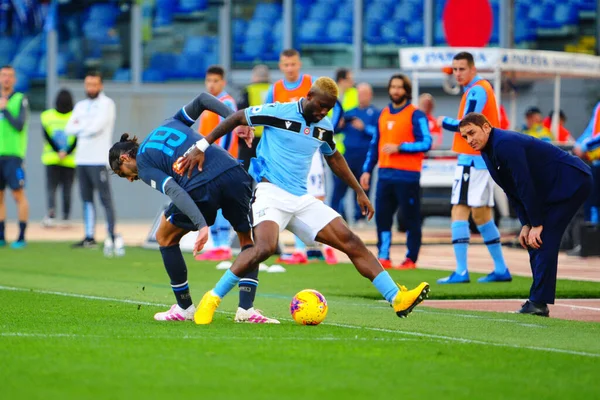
4,78,598,224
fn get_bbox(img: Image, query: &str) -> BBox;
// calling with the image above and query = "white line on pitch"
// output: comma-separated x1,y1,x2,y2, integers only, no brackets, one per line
0,285,597,358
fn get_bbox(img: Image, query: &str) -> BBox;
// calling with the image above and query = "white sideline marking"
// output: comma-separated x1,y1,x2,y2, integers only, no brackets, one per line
0,285,598,358
553,304,600,312
0,332,420,342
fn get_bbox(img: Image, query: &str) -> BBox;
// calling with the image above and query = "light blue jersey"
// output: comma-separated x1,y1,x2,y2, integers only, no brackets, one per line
244,100,337,196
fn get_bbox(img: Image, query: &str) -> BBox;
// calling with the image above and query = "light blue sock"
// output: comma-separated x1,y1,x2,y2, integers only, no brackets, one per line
591,207,599,224
215,210,231,248
213,269,241,298
84,202,95,239
452,221,470,275
477,220,507,274
372,271,399,303
294,235,306,252
378,231,392,260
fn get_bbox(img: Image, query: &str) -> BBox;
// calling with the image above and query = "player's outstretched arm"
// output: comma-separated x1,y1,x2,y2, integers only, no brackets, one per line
325,151,375,220
179,92,235,123
178,110,248,178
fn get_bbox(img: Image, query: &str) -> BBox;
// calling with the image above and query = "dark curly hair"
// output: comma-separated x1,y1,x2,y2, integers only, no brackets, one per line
108,133,139,174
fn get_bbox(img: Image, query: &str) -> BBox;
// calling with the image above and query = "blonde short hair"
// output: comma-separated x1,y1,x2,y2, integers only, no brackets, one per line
311,77,339,98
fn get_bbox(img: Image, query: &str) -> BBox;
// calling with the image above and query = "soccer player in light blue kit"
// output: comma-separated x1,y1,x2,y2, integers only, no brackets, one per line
178,77,430,325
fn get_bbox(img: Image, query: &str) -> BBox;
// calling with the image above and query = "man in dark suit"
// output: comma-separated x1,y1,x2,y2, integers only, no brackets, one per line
458,112,593,317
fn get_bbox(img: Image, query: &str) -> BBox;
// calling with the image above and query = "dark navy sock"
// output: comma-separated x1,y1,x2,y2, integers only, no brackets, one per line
0,220,4,241
18,221,26,242
238,244,259,310
159,245,193,309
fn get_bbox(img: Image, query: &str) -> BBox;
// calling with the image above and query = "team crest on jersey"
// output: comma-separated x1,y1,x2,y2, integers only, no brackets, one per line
304,127,310,135
387,121,395,130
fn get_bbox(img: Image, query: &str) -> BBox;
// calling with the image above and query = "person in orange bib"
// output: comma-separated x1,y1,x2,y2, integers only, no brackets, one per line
360,74,432,270
266,49,337,265
436,52,511,284
196,65,238,262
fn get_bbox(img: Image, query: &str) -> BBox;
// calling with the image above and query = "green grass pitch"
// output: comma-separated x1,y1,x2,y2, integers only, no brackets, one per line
1,243,599,399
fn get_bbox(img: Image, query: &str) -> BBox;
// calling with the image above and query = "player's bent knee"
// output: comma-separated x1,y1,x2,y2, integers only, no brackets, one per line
254,242,276,261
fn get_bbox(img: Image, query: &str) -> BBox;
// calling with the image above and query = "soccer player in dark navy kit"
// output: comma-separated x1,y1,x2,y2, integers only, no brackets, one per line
108,92,279,323
458,113,593,317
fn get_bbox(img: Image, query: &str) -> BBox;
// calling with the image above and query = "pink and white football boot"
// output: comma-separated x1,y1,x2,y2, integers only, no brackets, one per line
154,304,196,321
234,307,280,324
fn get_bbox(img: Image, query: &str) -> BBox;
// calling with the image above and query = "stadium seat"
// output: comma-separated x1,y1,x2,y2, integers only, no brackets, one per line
272,19,283,44
364,21,382,44
242,39,269,59
149,53,178,71
183,36,214,54
393,3,421,23
298,20,324,44
365,3,387,24
326,20,352,44
253,3,282,23
380,20,406,44
142,69,166,82
14,70,29,92
246,20,270,40
113,68,131,82
406,21,424,44
177,0,208,13
337,3,353,22
308,5,334,20
233,19,247,43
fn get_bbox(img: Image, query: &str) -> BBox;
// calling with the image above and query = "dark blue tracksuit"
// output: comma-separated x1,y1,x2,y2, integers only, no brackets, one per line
481,128,593,304
330,105,380,222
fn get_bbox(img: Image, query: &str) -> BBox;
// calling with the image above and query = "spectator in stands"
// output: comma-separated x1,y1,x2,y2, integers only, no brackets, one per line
196,65,237,262
418,93,442,149
331,83,379,226
40,89,77,228
0,65,29,249
522,106,554,142
237,64,270,172
543,109,573,143
65,71,124,257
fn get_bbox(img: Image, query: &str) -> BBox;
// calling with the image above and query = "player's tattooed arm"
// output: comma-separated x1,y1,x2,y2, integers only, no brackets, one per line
325,151,375,220
178,110,248,178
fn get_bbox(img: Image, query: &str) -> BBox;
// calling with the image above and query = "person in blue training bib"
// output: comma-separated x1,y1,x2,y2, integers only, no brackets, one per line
178,77,431,325
108,92,279,324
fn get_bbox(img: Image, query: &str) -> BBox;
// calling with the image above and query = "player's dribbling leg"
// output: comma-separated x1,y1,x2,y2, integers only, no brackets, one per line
154,215,196,321
194,221,280,325
315,217,430,318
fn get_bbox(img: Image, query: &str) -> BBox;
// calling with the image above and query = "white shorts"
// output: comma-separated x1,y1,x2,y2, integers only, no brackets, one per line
251,182,340,245
451,165,495,207
307,151,325,198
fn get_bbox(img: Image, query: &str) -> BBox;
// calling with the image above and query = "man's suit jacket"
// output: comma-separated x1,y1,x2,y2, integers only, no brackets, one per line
481,128,591,227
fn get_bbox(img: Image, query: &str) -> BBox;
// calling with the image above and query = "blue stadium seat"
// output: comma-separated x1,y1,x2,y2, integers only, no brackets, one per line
233,19,247,43
308,5,334,20
12,53,38,76
154,0,176,29
113,68,131,82
88,4,119,27
364,21,382,44
183,36,214,54
434,21,447,45
272,19,283,43
14,70,29,92
537,3,577,28
174,53,206,79
380,20,406,44
528,4,554,22
326,20,352,44
405,21,424,44
149,53,178,70
143,69,166,83
514,21,537,43
393,3,421,22
298,20,324,44
337,3,353,22
0,36,18,65
177,0,208,13
253,3,282,23
242,39,269,59
365,3,387,24
246,20,270,40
